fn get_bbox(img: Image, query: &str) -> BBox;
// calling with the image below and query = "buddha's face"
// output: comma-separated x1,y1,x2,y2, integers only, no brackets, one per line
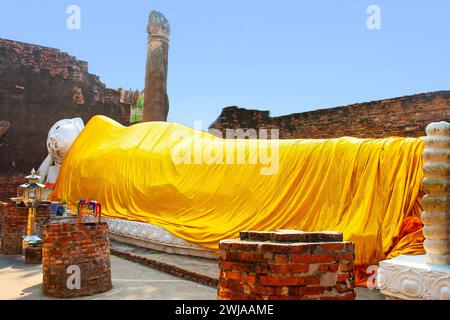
47,118,84,165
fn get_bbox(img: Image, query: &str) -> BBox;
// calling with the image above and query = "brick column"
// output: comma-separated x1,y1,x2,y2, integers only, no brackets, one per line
25,246,43,264
422,121,450,265
1,203,27,254
218,230,355,300
0,202,50,255
35,204,51,237
42,222,112,298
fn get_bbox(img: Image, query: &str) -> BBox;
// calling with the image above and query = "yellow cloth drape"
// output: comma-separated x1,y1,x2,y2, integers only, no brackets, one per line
52,115,425,266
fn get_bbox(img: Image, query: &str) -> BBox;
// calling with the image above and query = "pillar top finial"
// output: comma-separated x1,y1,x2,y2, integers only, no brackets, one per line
147,11,170,38
426,121,450,136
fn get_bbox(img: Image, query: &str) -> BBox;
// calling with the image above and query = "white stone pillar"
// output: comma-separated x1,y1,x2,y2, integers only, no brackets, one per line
422,121,450,265
377,121,450,300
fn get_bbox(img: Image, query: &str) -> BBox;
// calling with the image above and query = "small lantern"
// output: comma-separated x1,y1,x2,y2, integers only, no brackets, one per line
27,235,43,248
18,169,45,208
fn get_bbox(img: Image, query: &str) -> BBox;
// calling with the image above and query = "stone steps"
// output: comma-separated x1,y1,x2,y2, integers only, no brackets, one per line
109,240,219,288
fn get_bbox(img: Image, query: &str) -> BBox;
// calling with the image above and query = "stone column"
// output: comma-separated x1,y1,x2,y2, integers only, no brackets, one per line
143,11,170,122
422,121,450,265
375,122,450,300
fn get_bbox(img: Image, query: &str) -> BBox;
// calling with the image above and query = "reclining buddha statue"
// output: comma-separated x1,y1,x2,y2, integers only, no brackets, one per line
45,115,426,284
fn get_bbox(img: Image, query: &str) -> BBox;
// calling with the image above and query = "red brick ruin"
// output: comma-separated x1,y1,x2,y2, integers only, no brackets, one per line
0,202,50,255
42,222,112,298
0,38,135,201
218,230,355,300
210,92,450,139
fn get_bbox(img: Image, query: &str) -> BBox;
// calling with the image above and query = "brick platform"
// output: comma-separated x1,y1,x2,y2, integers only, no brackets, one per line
0,202,50,255
42,222,112,298
217,230,356,300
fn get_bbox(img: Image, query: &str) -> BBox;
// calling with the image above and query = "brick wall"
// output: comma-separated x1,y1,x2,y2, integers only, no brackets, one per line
210,91,450,139
0,38,135,201
0,176,24,202
42,222,112,298
0,38,88,79
217,230,356,300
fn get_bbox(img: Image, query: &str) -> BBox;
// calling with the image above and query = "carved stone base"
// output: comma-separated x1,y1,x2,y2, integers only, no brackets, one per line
83,214,217,259
377,255,450,300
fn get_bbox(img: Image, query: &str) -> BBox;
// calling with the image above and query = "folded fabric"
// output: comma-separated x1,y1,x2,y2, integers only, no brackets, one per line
52,115,425,269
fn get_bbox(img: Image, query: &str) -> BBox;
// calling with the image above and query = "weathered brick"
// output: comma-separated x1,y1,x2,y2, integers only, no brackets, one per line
42,222,112,298
240,231,272,241
339,261,354,272
253,286,275,295
210,93,450,140
337,273,350,282
318,263,340,272
260,275,320,287
270,264,310,274
1,202,50,255
225,271,242,281
218,239,259,251
321,243,345,252
226,251,264,263
218,230,356,301
273,254,288,264
257,242,309,254
290,254,335,264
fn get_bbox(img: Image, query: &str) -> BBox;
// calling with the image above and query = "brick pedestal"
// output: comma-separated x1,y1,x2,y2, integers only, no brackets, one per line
35,205,52,239
0,202,51,255
218,230,356,300
42,222,112,298
25,245,43,264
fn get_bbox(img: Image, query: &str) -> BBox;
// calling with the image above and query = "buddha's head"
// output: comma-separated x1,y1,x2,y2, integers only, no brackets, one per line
47,118,85,165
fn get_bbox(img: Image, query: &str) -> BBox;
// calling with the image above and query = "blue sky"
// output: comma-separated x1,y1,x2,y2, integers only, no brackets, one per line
1,1,449,127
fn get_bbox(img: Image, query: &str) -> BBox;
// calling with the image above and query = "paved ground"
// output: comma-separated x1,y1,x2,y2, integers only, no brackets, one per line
0,247,385,300
110,240,219,285
0,254,217,300
110,241,385,300
111,241,219,279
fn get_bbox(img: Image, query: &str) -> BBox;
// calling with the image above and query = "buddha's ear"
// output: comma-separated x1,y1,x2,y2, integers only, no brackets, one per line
72,118,85,132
